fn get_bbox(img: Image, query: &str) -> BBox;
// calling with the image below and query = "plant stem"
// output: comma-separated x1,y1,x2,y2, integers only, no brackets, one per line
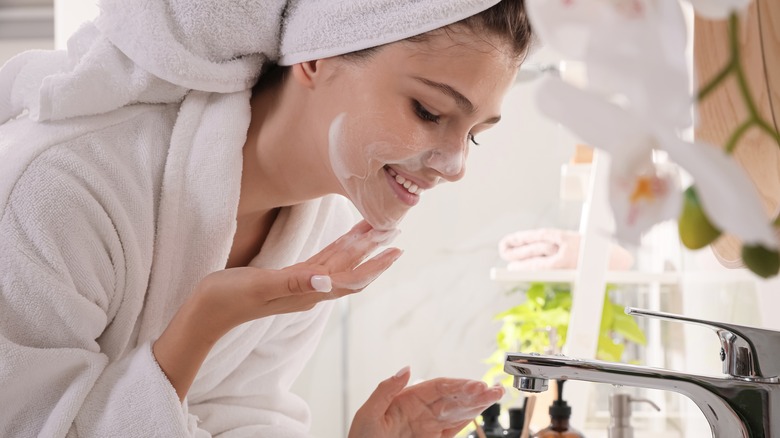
730,15,761,122
698,62,733,103
727,13,780,153
757,118,780,146
725,120,754,153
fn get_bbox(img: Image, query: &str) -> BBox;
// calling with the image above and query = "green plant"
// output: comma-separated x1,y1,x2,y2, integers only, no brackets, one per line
482,282,647,387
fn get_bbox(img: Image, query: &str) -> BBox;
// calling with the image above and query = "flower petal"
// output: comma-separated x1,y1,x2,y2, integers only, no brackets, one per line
609,161,683,246
584,0,692,129
528,0,691,128
536,76,652,169
659,131,777,249
526,0,599,61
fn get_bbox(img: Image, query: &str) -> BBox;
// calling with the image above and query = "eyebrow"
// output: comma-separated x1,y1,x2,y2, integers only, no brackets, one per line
413,76,502,124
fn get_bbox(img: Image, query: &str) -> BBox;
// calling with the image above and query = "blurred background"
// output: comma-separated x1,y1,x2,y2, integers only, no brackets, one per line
3,1,778,437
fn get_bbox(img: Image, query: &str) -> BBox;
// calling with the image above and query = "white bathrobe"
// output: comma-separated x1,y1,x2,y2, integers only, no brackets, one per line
0,89,355,437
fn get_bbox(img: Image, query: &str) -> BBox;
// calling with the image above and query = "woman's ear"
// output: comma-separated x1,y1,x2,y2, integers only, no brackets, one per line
291,59,324,89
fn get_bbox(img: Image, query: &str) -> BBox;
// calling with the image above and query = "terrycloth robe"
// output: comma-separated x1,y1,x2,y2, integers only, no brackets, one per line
0,89,355,437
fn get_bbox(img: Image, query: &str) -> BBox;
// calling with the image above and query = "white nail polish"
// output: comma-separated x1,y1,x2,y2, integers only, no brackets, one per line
310,275,332,292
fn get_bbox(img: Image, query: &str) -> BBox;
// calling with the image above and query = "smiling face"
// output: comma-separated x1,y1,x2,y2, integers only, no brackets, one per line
306,29,519,230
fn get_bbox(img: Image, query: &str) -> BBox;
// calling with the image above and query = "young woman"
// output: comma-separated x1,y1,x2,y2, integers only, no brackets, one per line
0,0,533,436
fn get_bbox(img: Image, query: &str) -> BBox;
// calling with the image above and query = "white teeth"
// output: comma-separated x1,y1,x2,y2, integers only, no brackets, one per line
387,167,424,196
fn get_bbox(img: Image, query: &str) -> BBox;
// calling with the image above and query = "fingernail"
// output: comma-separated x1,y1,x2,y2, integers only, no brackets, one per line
394,365,410,378
379,247,403,261
310,275,332,292
466,381,487,394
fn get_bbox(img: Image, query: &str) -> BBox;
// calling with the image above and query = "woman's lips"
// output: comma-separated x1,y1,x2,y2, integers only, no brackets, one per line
384,166,421,206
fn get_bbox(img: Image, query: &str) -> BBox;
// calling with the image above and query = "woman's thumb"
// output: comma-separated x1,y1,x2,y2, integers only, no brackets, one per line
361,366,411,417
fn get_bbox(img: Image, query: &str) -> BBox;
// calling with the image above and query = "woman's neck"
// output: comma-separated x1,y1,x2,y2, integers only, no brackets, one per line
237,73,338,222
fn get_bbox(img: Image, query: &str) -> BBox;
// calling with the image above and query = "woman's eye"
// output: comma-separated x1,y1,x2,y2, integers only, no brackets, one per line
413,100,440,124
468,133,480,146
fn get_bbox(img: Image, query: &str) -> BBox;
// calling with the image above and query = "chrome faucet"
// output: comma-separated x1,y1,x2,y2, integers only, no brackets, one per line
504,307,780,437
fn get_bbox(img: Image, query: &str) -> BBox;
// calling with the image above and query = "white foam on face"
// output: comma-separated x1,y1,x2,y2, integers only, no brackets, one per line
328,113,468,230
423,147,466,177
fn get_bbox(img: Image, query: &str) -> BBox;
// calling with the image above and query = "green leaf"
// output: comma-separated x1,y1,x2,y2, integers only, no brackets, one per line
679,186,722,250
742,244,780,279
600,297,615,333
494,303,531,320
612,311,648,345
526,283,547,307
597,334,624,362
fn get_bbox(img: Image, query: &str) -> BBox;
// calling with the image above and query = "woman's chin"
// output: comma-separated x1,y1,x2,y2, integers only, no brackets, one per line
360,211,406,232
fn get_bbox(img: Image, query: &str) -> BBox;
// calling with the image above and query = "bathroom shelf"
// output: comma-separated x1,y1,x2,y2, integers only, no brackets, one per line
490,267,759,285
490,268,680,285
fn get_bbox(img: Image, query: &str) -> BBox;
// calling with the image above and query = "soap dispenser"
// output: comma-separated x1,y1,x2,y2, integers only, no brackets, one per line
467,403,505,438
504,405,528,438
608,393,661,438
533,380,584,438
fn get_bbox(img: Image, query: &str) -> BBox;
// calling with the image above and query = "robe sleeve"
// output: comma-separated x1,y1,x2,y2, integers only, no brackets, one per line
0,147,198,437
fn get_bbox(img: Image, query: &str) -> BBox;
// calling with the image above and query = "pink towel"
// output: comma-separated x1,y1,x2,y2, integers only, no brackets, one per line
498,228,634,271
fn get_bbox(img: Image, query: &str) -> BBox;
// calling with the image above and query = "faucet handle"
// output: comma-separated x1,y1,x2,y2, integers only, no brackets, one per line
609,393,661,419
626,307,780,381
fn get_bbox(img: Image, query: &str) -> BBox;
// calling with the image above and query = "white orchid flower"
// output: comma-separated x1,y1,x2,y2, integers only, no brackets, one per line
538,78,776,249
526,0,775,250
527,0,691,130
537,78,680,246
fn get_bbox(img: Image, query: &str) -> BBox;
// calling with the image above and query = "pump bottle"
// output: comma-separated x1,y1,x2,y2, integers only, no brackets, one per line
467,403,506,438
533,380,584,438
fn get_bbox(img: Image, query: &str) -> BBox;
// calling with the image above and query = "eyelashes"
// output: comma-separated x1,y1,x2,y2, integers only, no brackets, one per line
413,100,480,146
413,100,440,124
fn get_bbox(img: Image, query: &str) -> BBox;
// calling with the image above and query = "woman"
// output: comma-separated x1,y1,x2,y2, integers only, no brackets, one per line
0,0,533,436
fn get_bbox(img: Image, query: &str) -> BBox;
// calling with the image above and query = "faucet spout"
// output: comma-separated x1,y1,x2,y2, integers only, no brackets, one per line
504,353,777,437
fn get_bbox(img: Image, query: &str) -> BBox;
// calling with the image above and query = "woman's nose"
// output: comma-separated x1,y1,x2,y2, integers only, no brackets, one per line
423,144,467,182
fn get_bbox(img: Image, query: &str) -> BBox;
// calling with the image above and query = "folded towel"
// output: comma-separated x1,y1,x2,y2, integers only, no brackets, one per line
499,228,635,271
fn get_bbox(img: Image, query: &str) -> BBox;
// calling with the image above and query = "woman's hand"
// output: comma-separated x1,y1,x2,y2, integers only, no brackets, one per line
349,367,504,438
153,220,402,400
194,220,402,337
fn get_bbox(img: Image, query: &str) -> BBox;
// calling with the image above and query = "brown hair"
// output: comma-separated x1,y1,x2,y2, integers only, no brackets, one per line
346,0,533,63
458,0,534,60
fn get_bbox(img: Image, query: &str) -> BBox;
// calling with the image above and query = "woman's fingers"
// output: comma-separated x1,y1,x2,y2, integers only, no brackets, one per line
330,247,402,292
359,366,412,419
308,220,373,265
427,382,504,424
328,228,400,271
308,221,400,272
260,247,401,314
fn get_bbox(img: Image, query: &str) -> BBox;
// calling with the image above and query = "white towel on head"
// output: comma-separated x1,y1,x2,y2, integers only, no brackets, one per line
279,0,502,65
0,0,502,125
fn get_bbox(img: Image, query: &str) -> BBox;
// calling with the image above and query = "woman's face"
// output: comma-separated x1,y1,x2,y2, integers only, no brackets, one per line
310,29,519,230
